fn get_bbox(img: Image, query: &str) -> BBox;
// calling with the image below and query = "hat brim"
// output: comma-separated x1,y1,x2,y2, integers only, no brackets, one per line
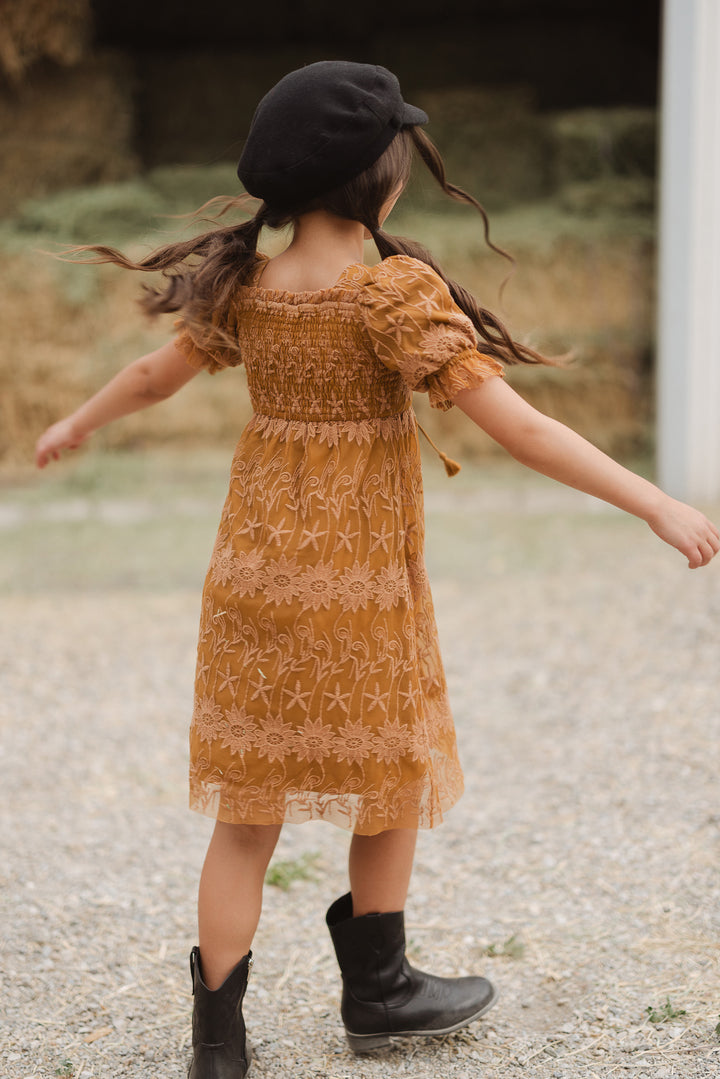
401,103,429,126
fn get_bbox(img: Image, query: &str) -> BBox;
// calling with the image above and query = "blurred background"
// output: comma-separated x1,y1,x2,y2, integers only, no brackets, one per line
1,0,660,466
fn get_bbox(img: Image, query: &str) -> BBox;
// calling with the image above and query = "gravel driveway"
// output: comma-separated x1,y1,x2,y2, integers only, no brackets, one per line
1,467,719,1078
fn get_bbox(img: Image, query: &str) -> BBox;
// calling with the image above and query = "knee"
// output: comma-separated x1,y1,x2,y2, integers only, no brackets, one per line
214,820,281,855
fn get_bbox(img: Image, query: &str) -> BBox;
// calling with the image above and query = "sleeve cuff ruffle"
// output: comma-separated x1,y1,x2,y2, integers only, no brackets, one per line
424,348,505,411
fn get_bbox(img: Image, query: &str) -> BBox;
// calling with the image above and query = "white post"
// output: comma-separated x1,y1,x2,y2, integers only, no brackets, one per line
657,0,720,502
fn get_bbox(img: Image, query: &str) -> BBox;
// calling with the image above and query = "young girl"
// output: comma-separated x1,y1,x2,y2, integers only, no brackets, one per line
36,61,718,1078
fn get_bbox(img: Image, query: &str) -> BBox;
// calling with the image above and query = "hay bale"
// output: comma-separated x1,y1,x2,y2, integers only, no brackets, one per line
558,177,656,217
0,52,139,217
412,86,554,211
136,49,313,167
550,108,657,185
0,0,91,84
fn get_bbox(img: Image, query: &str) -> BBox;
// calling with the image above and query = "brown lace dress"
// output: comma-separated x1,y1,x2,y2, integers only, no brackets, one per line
175,254,504,835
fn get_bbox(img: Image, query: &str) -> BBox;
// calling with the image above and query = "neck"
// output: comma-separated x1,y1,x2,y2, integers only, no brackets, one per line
288,210,367,264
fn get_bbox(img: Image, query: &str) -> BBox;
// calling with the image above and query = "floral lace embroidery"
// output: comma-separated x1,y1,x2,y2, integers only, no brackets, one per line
178,256,504,834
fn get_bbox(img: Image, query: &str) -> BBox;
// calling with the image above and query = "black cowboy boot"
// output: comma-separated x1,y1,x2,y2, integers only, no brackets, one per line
188,947,252,1078
326,893,497,1053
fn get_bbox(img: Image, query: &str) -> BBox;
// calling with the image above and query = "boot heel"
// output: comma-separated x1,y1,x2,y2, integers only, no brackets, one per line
346,1031,392,1054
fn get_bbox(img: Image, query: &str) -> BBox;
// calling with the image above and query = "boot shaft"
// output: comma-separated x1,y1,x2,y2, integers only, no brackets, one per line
326,893,410,1003
189,947,252,1077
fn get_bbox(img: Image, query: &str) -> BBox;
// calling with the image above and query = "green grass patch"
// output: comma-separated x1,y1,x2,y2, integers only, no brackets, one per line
2,164,238,248
484,933,526,960
645,998,687,1024
0,161,654,259
265,852,321,891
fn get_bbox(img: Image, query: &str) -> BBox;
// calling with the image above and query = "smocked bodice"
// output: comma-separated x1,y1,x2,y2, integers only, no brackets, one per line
234,287,411,422
175,254,505,415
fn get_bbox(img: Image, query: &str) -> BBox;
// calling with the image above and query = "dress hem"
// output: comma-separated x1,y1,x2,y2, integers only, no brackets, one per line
189,779,464,836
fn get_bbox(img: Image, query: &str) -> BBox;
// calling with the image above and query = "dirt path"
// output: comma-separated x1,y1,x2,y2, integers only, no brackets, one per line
1,476,719,1078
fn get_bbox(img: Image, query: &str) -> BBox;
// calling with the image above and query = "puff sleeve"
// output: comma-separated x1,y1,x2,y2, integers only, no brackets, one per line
359,255,504,410
173,303,242,375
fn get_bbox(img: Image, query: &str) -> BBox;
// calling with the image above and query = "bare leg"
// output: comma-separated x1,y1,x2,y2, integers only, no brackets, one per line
348,827,418,915
197,820,282,989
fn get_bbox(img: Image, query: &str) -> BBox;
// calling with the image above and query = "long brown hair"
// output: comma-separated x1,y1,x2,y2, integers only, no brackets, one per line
70,128,551,366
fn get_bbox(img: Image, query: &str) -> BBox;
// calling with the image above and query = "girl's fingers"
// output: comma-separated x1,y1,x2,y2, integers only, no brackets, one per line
690,538,719,568
664,506,720,567
703,538,719,562
35,418,85,467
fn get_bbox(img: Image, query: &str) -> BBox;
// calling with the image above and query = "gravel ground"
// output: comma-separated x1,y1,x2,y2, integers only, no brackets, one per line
1,470,719,1079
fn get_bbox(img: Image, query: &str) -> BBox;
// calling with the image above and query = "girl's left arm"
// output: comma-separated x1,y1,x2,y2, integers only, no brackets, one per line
454,375,720,569
35,341,198,468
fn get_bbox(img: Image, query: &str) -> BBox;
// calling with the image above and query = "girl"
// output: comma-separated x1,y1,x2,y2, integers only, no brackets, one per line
36,61,718,1078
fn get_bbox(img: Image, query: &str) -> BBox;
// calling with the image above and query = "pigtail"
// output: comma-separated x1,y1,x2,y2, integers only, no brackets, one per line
408,128,515,270
60,196,270,317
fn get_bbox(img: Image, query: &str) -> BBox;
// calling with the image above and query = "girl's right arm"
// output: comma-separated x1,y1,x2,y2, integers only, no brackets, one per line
35,341,198,468
454,375,720,569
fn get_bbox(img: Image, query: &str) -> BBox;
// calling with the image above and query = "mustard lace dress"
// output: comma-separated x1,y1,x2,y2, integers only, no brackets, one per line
176,254,503,835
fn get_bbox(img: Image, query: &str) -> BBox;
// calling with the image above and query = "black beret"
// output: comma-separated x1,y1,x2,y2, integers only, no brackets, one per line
237,60,428,211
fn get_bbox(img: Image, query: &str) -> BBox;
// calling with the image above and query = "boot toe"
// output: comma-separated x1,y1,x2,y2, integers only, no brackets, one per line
389,970,497,1034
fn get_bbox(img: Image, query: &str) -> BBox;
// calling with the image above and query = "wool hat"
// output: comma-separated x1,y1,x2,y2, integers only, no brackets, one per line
237,60,428,211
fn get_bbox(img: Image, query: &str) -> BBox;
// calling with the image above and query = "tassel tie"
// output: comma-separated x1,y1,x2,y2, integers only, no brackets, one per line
415,419,461,477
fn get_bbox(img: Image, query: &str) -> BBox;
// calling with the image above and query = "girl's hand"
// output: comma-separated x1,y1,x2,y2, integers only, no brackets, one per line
647,497,720,568
35,417,88,469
